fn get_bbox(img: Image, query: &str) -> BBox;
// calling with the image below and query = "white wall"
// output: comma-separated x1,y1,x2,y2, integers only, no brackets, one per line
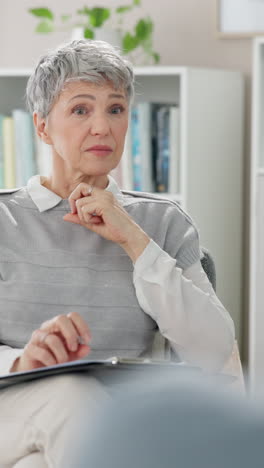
0,0,252,71
0,0,254,360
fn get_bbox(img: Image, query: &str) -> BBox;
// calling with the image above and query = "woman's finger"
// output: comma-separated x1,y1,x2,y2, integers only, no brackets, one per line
75,196,99,222
76,193,113,223
68,344,91,362
75,198,86,222
63,212,82,225
66,312,91,345
24,342,57,367
68,183,93,214
81,205,102,224
40,314,90,353
41,333,69,364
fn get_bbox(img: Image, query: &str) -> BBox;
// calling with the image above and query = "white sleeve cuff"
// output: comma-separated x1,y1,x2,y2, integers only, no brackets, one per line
0,346,23,375
134,239,174,278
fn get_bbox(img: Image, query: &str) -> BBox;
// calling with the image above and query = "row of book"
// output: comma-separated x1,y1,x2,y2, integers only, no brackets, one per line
0,103,180,193
111,102,181,193
0,110,51,189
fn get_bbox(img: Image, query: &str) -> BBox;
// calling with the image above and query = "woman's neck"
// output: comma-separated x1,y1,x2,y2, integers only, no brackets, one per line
41,174,109,199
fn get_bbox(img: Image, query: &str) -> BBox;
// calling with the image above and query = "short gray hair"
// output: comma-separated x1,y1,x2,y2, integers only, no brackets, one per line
26,39,134,117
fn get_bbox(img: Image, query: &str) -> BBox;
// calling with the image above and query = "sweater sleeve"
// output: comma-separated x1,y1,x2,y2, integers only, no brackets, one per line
133,240,235,372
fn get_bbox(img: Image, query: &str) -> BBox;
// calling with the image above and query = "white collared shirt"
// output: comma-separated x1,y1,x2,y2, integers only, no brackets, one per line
0,175,235,374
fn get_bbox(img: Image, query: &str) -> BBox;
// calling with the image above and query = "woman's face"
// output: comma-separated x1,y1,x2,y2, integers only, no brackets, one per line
41,80,129,178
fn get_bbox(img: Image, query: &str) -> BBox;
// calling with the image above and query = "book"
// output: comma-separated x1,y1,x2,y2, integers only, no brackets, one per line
168,106,180,194
12,109,36,186
130,102,154,192
0,115,5,188
155,105,170,193
138,102,154,192
2,116,16,188
112,103,180,194
131,105,142,190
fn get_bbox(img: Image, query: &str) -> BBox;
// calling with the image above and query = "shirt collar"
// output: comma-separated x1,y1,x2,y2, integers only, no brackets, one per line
27,174,124,212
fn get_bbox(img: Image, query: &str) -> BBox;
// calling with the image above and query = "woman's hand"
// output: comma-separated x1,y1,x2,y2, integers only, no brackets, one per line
63,183,150,263
10,312,91,373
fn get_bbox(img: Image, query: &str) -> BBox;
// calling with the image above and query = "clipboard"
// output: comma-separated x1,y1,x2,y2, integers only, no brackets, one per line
0,357,198,390
0,357,236,390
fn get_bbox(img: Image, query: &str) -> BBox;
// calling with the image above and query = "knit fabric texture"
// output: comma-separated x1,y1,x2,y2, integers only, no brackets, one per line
0,187,200,358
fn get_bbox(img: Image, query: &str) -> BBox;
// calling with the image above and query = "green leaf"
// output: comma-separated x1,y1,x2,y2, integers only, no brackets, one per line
35,20,54,33
133,0,141,5
28,8,53,20
84,28,94,39
116,6,132,14
122,32,139,52
89,8,110,27
135,18,153,41
77,7,91,16
61,15,71,23
152,52,160,64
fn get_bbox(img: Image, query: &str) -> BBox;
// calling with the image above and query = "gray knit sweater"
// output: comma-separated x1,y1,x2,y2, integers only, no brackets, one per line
0,185,200,359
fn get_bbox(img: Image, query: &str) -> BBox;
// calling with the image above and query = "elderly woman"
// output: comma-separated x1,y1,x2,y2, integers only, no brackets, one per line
0,39,234,467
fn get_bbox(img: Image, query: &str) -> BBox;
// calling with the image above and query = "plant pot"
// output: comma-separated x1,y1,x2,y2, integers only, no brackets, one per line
71,27,85,41
70,27,122,49
94,28,122,49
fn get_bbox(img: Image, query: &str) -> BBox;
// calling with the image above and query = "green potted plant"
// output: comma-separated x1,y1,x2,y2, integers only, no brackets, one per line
28,1,160,64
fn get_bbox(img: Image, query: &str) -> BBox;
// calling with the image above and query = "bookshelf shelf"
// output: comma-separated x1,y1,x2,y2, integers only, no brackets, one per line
249,37,264,392
0,66,244,345
0,68,32,76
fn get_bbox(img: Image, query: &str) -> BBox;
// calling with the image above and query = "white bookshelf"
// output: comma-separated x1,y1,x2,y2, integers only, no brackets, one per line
131,66,244,345
0,66,244,344
249,37,264,393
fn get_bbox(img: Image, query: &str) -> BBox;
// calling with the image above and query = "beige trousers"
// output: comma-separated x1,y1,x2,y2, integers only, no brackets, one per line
0,374,110,468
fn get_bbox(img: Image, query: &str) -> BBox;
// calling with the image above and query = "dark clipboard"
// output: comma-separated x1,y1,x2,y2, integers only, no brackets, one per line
0,357,236,390
0,357,199,390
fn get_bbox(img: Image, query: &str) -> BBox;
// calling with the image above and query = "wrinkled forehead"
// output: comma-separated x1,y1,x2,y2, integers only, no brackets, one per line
64,79,126,95
49,79,128,112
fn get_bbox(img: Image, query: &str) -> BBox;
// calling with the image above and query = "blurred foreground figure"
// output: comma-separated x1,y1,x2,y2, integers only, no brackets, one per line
65,369,264,468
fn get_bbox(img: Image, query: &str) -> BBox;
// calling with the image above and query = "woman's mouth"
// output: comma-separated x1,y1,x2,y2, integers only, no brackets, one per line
86,145,113,156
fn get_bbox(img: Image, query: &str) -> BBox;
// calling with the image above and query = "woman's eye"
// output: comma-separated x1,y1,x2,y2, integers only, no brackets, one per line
110,106,124,115
73,106,88,116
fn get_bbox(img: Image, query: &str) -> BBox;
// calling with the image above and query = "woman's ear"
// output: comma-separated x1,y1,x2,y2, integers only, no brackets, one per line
33,112,52,145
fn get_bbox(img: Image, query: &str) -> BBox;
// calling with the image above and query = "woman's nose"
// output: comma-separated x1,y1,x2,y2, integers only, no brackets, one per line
89,114,110,136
